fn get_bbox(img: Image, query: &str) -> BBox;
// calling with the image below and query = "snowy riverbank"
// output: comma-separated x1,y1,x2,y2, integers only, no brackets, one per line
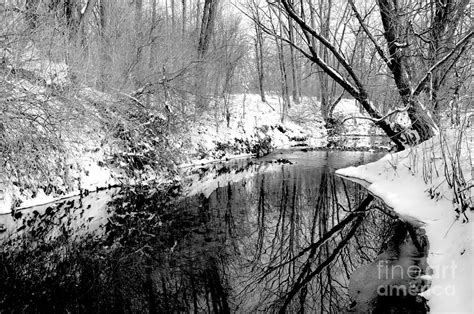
0,94,389,214
336,128,473,313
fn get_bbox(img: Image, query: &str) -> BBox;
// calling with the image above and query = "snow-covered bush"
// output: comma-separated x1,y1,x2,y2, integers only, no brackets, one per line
406,121,472,220
435,127,472,219
106,108,185,179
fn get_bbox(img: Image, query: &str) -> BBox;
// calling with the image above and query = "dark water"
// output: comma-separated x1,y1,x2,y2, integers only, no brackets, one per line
0,151,429,313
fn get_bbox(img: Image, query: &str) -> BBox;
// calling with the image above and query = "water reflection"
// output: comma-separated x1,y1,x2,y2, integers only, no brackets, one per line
0,151,427,313
196,162,392,313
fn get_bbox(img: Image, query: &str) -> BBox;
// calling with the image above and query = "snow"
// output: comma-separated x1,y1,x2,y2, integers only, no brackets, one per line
0,189,119,242
0,72,389,215
17,190,77,210
186,95,389,162
186,93,326,158
16,45,69,86
336,128,473,313
0,92,381,214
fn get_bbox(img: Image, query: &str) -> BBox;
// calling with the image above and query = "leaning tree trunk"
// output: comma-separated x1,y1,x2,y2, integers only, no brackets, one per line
377,0,436,143
273,0,471,151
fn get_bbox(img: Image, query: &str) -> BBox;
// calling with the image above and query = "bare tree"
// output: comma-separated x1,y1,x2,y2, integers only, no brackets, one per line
288,10,300,104
182,0,187,36
214,17,247,127
171,0,176,30
149,0,157,70
275,7,291,123
251,0,473,150
98,0,108,91
193,0,220,110
311,0,347,129
196,0,202,31
132,0,143,88
197,0,219,59
253,11,266,102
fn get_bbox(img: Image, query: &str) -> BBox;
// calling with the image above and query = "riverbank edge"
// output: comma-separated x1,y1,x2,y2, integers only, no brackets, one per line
0,140,391,216
335,130,473,313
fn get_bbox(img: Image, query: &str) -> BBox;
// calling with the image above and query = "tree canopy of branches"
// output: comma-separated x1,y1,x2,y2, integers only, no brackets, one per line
247,0,472,150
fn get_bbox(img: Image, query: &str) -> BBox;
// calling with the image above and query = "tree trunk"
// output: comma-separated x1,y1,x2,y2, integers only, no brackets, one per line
319,0,333,127
133,0,143,88
288,15,300,104
275,32,290,123
97,0,107,91
428,0,469,122
149,0,157,70
197,0,219,59
182,0,187,36
165,0,169,25
196,0,201,32
309,0,331,126
195,0,219,111
254,23,266,102
377,0,435,142
171,0,176,30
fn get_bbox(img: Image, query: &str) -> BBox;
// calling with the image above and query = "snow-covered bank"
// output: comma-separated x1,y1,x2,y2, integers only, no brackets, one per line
336,128,473,313
187,94,389,161
0,88,390,215
0,147,118,214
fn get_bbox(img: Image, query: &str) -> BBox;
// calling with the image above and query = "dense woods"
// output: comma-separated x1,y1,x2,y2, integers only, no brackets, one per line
0,0,472,210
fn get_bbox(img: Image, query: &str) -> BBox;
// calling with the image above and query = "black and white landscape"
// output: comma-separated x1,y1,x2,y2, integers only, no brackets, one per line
0,0,472,313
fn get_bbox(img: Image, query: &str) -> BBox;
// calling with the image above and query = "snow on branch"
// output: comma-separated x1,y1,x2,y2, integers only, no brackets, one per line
341,104,410,125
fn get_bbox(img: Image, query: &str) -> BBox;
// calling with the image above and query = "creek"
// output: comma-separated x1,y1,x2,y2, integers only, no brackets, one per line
0,150,430,313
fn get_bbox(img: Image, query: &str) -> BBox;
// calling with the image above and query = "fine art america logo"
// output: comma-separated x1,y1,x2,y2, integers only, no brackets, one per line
376,260,458,297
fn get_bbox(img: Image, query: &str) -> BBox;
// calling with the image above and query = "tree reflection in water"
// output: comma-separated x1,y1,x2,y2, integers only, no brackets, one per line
226,164,393,313
0,152,405,313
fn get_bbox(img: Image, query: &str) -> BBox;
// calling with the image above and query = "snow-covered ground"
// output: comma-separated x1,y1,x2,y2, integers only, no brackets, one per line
186,94,386,161
337,127,473,313
186,93,326,159
0,92,389,214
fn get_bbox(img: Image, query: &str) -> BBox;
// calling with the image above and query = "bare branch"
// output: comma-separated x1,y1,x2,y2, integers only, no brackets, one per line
348,0,391,67
341,104,409,125
278,0,365,92
412,30,474,97
329,91,344,114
